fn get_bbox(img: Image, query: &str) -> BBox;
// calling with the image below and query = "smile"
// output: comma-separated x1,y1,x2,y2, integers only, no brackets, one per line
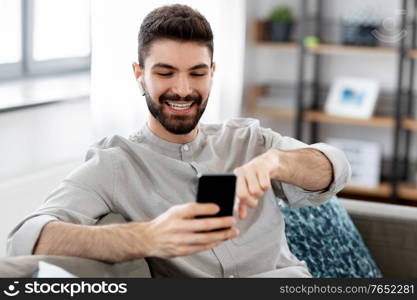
165,101,194,111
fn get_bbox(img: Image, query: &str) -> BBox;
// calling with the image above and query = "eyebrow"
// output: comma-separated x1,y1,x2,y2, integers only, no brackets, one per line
189,63,209,71
151,63,210,71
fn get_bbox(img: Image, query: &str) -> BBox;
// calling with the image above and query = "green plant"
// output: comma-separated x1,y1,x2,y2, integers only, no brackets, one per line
267,6,293,24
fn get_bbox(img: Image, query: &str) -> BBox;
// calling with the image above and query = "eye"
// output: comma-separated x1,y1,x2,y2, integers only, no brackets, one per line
191,73,207,77
157,73,173,77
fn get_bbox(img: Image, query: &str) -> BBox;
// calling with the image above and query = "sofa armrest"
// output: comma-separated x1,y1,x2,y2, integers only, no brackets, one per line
0,255,151,278
340,199,417,278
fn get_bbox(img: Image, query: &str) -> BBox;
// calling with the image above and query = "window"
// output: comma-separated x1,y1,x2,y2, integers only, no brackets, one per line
0,0,91,80
0,0,22,78
33,0,90,61
0,0,21,64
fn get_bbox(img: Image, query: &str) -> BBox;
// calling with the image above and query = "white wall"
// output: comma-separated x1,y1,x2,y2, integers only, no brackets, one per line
90,0,246,139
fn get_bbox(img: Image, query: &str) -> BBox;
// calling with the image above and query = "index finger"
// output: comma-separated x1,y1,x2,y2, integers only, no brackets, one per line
238,201,248,220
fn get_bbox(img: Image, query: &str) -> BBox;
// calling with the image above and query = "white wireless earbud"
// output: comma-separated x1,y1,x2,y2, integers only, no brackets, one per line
136,78,146,96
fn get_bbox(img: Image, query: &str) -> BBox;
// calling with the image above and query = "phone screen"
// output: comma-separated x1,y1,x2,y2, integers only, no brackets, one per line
196,174,236,218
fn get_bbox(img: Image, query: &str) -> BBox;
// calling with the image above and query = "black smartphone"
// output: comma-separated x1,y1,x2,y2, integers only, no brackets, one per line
196,173,236,218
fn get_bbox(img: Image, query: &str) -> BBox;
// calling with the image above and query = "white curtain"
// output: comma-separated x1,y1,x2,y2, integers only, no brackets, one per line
90,0,246,139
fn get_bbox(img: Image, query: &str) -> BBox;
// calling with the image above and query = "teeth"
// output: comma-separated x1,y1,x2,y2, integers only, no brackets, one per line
166,101,193,110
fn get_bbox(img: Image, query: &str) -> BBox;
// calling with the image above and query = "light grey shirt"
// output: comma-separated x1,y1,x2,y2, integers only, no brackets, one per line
7,118,351,277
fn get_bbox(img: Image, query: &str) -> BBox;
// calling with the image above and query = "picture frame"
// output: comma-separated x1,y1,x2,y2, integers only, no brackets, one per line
324,77,380,119
326,138,381,188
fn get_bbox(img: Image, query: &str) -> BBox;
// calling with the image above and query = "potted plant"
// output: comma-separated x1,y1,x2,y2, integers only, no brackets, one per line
266,6,294,42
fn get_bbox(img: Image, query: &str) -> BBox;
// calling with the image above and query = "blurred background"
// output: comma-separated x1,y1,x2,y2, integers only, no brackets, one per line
0,0,416,257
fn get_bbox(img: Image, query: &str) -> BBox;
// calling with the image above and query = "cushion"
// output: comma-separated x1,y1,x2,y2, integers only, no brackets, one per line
278,196,382,278
34,261,77,277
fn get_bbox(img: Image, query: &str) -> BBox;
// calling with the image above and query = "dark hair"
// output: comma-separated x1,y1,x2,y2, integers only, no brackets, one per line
138,4,214,67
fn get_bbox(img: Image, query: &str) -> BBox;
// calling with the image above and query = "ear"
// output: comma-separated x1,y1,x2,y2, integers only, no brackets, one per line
209,62,215,89
132,62,143,80
210,62,216,78
132,62,146,96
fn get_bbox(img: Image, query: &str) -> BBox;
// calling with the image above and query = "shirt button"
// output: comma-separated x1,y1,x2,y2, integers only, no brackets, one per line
183,145,189,151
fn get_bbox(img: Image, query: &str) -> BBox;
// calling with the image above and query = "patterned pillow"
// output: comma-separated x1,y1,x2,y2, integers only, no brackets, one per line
278,196,382,278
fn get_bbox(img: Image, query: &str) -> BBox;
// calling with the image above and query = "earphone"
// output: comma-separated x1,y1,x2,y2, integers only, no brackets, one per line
136,78,146,96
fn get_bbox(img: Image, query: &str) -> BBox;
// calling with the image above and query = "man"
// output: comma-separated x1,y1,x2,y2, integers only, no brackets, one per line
7,4,350,278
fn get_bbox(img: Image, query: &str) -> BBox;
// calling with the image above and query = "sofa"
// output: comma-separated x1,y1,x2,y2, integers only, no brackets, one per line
338,198,417,278
0,198,416,278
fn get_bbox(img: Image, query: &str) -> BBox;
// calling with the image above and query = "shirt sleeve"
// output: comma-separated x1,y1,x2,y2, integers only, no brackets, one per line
6,146,116,256
258,127,351,208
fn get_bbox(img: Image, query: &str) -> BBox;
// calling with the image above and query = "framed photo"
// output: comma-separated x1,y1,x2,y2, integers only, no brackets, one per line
325,77,380,119
326,138,381,188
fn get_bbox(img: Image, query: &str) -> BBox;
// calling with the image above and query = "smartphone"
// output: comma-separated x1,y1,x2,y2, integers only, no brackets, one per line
196,173,236,218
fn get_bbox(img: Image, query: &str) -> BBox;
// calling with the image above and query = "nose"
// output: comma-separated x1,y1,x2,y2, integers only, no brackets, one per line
172,74,192,98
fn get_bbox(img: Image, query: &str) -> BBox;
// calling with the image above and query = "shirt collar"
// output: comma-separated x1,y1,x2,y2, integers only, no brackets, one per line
136,122,205,155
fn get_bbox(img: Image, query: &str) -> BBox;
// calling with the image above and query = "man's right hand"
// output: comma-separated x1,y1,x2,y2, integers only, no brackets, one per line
136,203,239,259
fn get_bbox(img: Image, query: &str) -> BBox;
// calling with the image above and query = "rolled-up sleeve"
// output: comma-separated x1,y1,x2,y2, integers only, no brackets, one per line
6,215,59,257
6,146,116,256
259,127,351,208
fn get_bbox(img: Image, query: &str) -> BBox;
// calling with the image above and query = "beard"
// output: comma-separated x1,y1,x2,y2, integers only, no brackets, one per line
144,88,208,135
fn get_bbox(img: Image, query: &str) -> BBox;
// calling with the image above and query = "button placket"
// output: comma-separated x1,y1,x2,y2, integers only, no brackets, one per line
211,242,238,278
189,162,200,174
181,144,194,162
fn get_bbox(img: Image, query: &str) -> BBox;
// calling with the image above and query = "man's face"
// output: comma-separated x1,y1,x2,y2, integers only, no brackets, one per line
136,39,214,135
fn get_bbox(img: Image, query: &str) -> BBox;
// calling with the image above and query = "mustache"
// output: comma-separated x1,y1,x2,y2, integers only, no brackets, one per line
159,93,202,104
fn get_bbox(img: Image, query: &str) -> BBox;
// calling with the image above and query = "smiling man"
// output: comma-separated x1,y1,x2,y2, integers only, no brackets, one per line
7,4,351,278
136,40,212,138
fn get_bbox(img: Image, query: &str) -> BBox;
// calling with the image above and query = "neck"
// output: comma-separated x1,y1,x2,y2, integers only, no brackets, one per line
147,115,198,144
